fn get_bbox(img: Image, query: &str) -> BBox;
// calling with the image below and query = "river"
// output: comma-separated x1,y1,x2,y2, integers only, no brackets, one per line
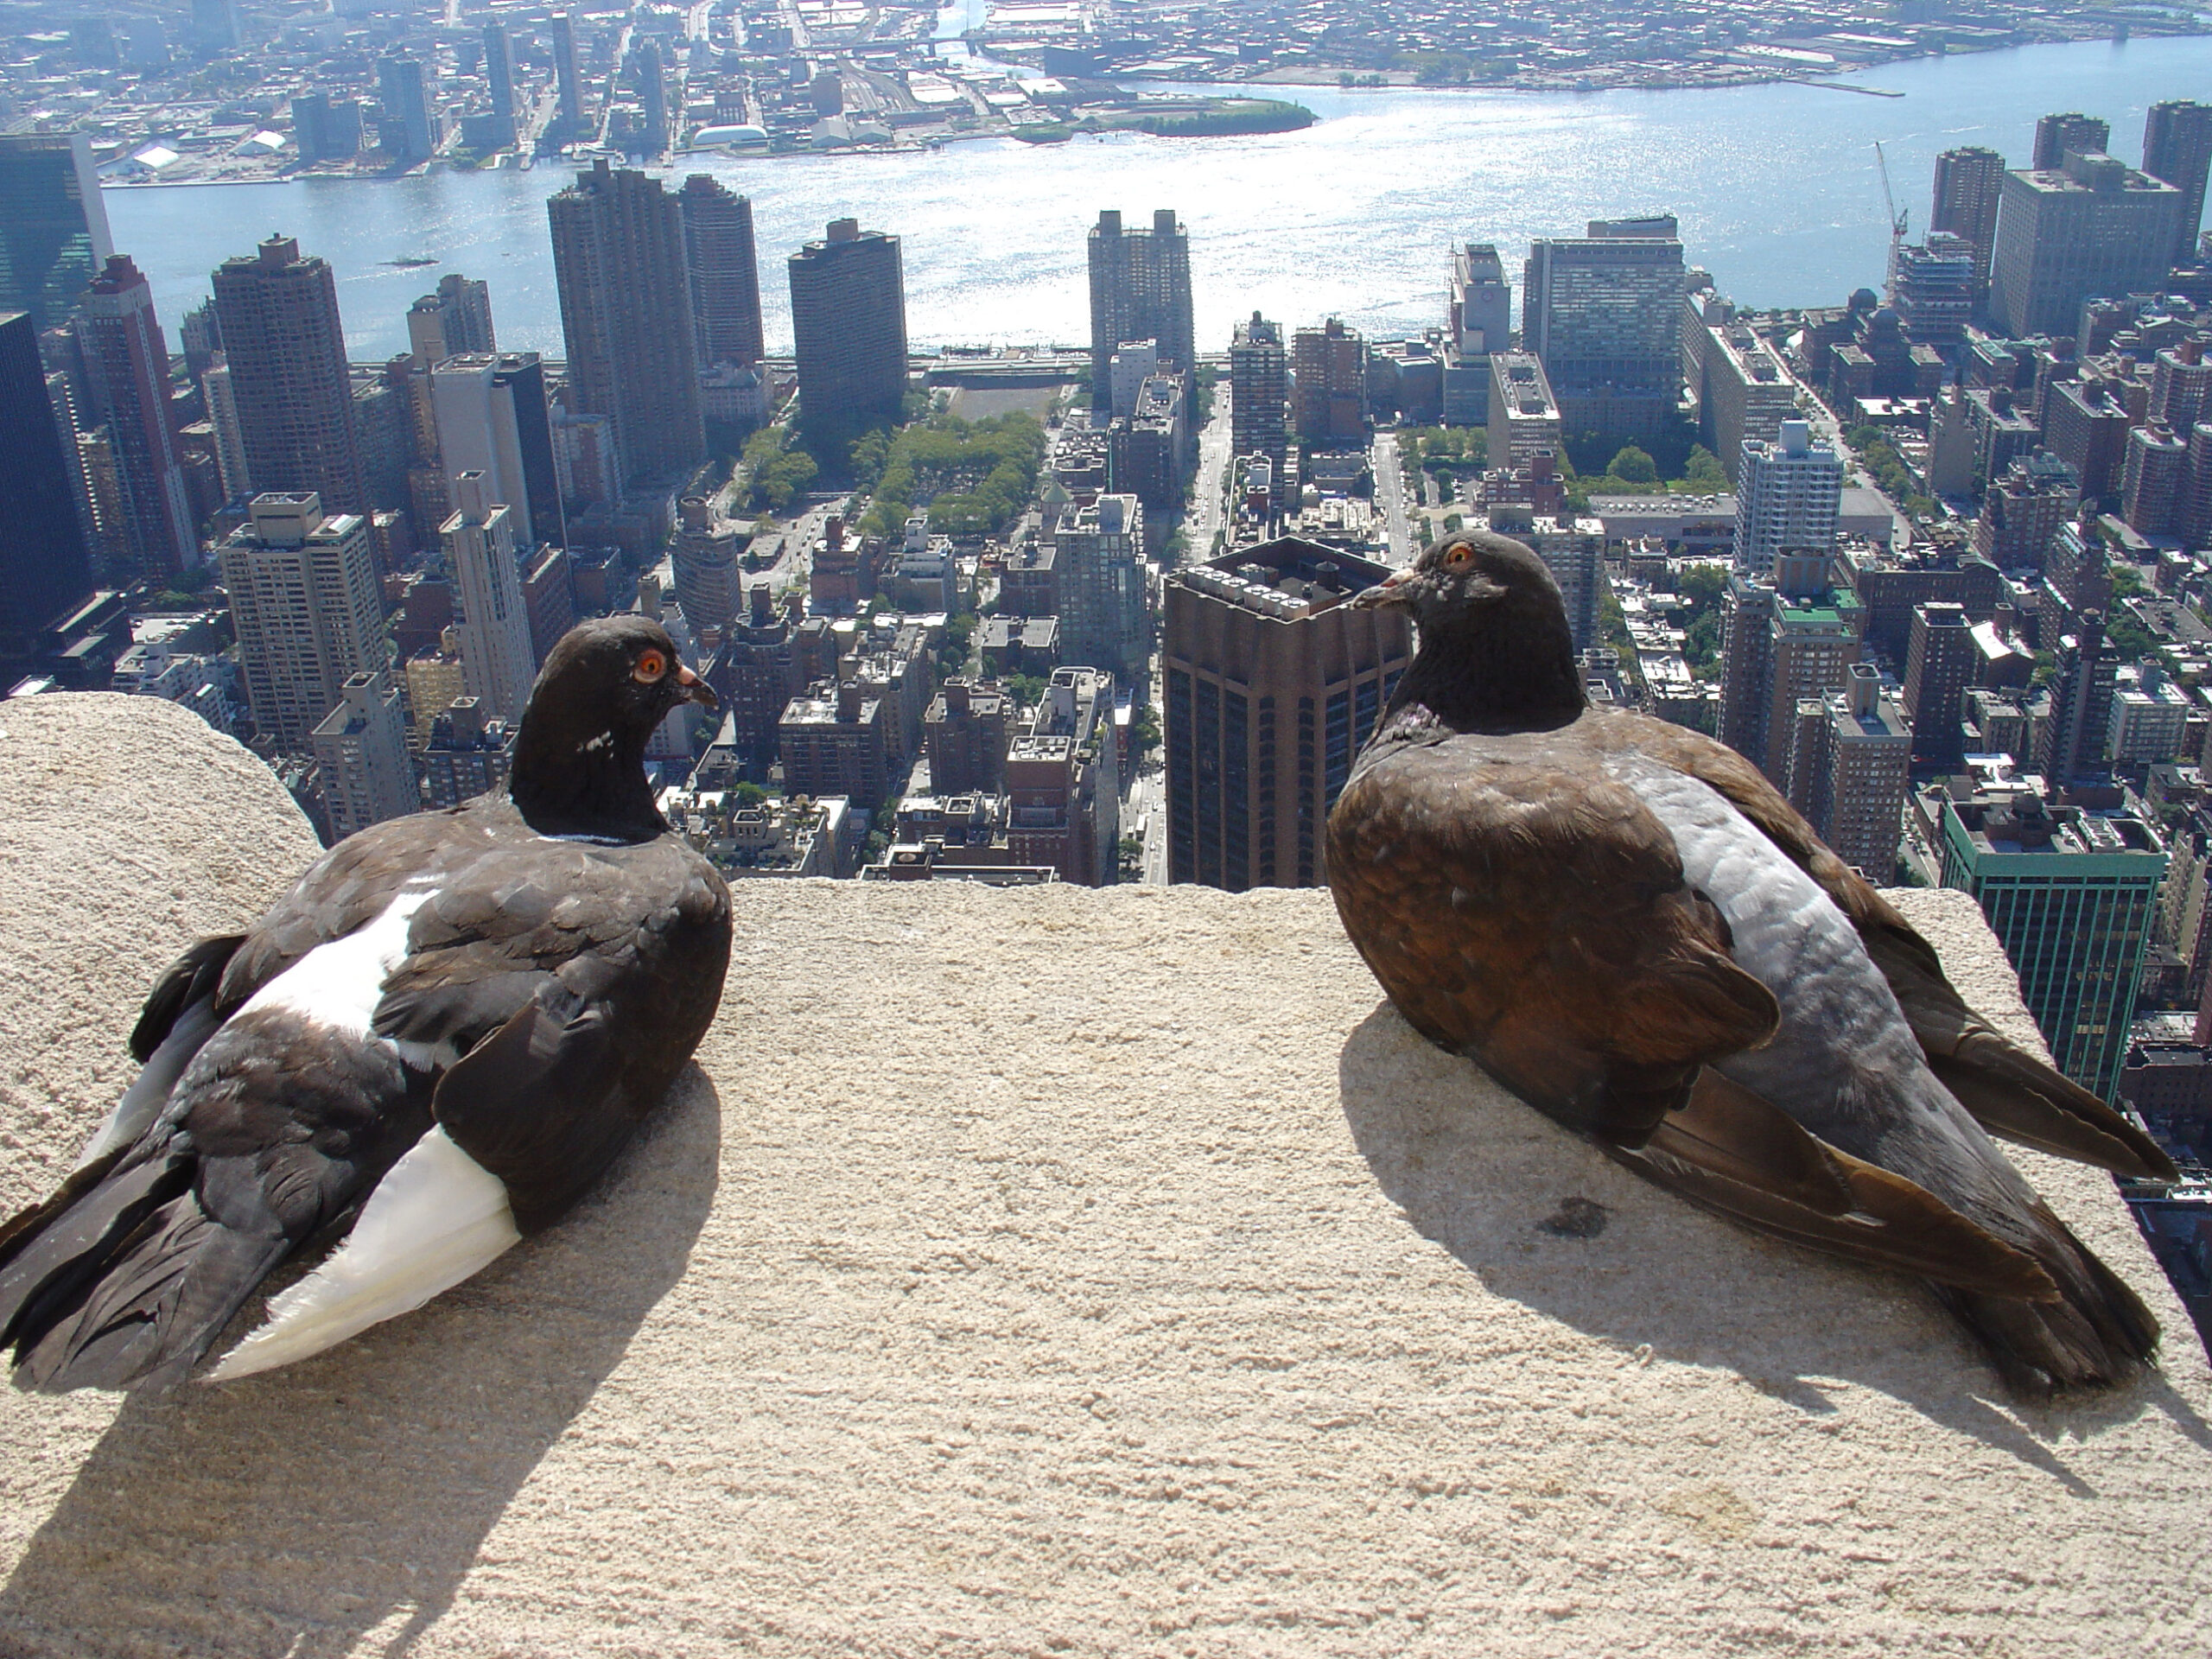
105,35,2212,362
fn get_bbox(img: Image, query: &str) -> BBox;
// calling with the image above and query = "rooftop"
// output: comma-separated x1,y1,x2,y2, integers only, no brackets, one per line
1,695,2207,1654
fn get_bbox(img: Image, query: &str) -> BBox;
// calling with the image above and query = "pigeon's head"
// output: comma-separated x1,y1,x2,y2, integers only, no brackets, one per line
1351,531,1584,728
1349,530,1566,632
512,615,720,837
531,613,719,739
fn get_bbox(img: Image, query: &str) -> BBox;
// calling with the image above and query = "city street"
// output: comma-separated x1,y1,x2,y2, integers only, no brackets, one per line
1371,429,1413,562
1183,377,1236,559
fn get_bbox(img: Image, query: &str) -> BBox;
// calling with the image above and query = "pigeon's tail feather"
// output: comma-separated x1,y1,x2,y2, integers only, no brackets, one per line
1934,1219,2161,1396
16,1198,289,1395
0,1148,292,1394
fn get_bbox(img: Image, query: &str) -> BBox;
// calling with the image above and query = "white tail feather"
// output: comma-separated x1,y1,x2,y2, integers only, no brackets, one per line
207,1128,521,1382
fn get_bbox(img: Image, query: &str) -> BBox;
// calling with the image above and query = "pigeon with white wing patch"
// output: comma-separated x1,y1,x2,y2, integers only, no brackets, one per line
0,614,732,1393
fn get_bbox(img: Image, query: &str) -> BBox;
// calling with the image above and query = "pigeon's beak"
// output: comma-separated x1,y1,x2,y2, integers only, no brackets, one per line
1348,571,1414,611
677,664,719,709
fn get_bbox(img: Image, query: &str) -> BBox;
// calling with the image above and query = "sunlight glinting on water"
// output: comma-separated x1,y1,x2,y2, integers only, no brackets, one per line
105,35,2212,361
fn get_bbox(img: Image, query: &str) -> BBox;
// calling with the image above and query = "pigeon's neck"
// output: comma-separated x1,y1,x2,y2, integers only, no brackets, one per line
1392,610,1586,734
509,711,665,841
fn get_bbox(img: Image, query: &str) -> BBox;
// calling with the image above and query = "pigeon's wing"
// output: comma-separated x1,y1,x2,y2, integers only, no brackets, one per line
1326,739,1780,1146
130,934,246,1064
203,834,731,1383
213,811,477,1017
1607,1070,2059,1299
1594,711,2177,1182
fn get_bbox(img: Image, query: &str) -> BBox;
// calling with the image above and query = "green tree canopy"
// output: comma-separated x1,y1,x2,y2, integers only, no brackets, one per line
1607,445,1659,484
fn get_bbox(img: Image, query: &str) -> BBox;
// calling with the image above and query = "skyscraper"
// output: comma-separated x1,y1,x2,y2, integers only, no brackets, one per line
679,175,766,370
2031,112,2110,171
1487,352,1564,465
190,0,241,53
73,254,196,579
1229,311,1288,505
549,160,705,483
1087,209,1194,407
443,470,537,722
547,14,584,144
313,670,417,838
1798,663,1910,878
210,235,368,516
630,41,669,156
219,493,388,753
0,133,114,331
1449,243,1511,355
0,310,95,652
2037,612,2118,785
291,92,361,166
1927,774,2164,1100
201,353,250,502
1930,146,2005,305
377,56,439,164
482,22,517,133
407,273,496,365
1522,217,1685,446
1291,318,1367,447
2143,100,2212,265
1687,310,1802,486
1988,151,2186,338
430,352,564,548
1732,420,1840,576
1054,493,1147,677
1162,538,1410,890
1718,551,1865,785
787,217,908,434
1901,601,1974,772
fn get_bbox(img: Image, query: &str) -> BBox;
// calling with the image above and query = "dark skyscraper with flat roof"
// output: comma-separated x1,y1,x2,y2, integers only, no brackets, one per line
211,235,368,516
1989,152,2185,338
0,310,95,648
1522,217,1685,446
2031,112,2109,171
679,175,766,369
377,56,438,163
1087,208,1193,408
0,133,114,332
549,160,705,484
1229,310,1288,503
547,14,584,143
1163,538,1409,891
788,218,908,433
74,254,197,578
483,21,517,128
1930,145,2005,308
2144,100,2212,265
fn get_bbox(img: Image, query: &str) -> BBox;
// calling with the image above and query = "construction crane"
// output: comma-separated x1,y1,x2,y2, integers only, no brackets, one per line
1873,141,1908,302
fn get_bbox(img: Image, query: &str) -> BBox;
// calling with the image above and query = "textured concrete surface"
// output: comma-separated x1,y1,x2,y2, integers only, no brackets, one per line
0,691,2208,1657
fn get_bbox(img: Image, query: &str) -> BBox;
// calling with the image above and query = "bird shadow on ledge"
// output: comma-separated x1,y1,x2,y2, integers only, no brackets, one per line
0,1067,721,1659
1336,1006,2212,1494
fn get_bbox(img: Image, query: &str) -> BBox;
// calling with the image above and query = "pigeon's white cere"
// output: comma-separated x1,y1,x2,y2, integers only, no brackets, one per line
239,887,434,1039
75,998,219,1170
207,1128,521,1381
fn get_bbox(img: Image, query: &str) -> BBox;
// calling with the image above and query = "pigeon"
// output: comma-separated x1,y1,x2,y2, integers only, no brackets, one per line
0,614,732,1392
1326,531,2172,1395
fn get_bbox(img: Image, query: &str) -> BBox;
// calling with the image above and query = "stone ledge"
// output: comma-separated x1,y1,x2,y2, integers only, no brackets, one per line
0,692,2207,1658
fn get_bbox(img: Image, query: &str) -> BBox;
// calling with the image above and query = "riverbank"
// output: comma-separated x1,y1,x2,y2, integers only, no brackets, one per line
107,35,2212,361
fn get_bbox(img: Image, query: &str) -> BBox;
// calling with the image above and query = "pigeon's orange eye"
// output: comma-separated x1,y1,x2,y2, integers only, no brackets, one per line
634,650,668,683
1444,543,1475,569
